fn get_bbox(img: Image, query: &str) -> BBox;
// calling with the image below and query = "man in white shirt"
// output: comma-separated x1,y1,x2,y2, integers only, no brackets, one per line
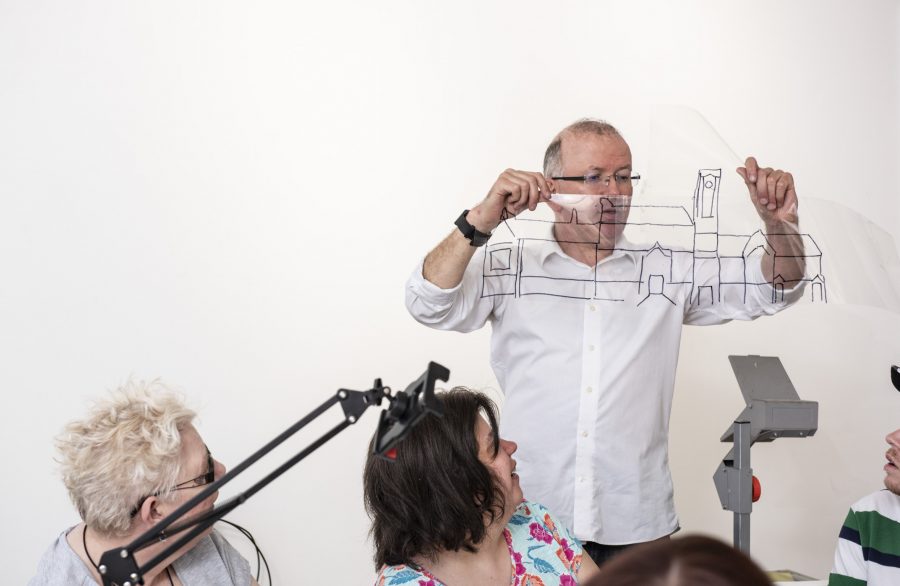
405,118,805,564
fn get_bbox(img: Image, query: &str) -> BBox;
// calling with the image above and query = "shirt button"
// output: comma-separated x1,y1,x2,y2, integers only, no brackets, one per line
579,476,585,483
587,344,595,352
581,431,589,438
585,386,593,394
589,304,596,312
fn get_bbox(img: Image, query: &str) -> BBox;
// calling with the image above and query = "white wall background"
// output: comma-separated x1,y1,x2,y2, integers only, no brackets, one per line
2,0,899,583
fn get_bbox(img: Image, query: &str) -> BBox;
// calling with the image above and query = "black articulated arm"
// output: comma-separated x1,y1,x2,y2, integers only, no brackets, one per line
98,362,450,586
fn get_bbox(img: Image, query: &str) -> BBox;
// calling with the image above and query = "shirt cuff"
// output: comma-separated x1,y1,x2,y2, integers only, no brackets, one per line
406,258,464,305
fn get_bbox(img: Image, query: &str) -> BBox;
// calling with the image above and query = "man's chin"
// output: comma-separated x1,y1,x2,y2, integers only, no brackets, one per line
884,478,900,496
598,229,625,247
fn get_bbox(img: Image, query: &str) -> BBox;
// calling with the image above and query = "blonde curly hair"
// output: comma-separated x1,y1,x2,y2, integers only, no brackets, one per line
56,379,196,537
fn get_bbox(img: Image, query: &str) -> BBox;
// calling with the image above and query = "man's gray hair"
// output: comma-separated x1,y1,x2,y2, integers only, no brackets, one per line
56,379,196,537
543,118,623,177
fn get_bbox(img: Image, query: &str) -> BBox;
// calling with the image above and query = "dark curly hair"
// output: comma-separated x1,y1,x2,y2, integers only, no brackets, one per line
363,388,506,569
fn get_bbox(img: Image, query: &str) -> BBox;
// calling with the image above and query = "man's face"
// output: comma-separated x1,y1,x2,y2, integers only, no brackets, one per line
884,428,900,494
552,132,633,245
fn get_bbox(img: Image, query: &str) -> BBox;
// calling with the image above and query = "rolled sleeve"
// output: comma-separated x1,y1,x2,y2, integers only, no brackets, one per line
405,258,493,333
683,255,806,326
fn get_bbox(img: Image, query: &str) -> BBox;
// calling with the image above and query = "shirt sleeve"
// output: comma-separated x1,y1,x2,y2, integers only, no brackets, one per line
828,508,868,586
210,530,253,585
404,256,495,333
27,529,94,586
529,501,583,574
375,564,436,585
682,251,806,326
174,530,253,585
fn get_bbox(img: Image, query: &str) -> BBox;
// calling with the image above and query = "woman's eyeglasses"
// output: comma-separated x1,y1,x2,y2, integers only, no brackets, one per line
129,446,215,517
172,447,215,490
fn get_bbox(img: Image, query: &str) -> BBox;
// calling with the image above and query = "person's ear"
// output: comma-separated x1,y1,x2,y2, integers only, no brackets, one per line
143,496,166,523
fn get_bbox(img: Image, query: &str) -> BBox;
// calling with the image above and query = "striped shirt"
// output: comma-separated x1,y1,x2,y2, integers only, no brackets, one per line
829,489,900,586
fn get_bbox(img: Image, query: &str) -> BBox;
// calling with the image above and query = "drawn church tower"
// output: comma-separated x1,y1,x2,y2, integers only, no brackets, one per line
691,169,722,306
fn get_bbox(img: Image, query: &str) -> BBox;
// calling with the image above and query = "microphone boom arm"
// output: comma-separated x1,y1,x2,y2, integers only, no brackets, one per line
97,361,449,586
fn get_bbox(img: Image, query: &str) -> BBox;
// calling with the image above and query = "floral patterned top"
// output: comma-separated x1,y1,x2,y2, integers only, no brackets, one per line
375,500,583,586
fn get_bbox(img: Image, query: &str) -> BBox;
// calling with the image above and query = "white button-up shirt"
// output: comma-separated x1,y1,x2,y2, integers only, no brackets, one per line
406,234,800,544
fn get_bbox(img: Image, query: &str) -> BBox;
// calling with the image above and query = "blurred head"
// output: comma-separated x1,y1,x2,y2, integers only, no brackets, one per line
543,119,625,179
56,379,225,538
584,535,772,586
885,428,900,494
544,118,633,245
363,388,520,568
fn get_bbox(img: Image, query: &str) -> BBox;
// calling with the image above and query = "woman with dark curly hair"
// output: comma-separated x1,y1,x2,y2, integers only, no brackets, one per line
364,387,600,585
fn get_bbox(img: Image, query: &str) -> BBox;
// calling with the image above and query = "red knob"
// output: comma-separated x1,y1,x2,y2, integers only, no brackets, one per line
752,475,762,502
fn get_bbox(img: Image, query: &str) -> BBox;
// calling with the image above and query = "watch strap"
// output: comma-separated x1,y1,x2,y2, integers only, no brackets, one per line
455,210,492,247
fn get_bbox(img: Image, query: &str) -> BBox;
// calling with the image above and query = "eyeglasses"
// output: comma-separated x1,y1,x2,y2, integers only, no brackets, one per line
130,446,216,517
552,171,641,188
172,447,215,490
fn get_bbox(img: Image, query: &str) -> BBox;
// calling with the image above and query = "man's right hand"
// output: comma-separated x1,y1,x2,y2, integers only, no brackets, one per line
466,169,553,233
421,169,552,288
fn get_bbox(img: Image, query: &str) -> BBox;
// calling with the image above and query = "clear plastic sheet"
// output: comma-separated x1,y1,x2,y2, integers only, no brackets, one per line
478,106,900,314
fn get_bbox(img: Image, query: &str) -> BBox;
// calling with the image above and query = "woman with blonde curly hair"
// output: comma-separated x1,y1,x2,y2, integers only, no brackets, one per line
29,380,258,586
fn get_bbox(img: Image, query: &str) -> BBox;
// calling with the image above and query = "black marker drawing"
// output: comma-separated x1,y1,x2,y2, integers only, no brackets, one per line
480,169,825,307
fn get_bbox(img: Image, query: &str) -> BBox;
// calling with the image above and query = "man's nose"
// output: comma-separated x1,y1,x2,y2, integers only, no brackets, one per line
606,176,621,196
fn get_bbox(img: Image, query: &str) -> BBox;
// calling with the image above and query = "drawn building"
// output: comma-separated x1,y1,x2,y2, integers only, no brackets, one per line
481,169,825,306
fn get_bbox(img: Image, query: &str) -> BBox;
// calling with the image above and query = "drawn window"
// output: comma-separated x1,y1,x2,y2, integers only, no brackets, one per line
700,177,716,218
812,282,824,302
696,285,714,306
490,248,512,272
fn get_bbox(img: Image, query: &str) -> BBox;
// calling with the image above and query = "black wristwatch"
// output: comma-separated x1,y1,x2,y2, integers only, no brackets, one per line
455,210,492,247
